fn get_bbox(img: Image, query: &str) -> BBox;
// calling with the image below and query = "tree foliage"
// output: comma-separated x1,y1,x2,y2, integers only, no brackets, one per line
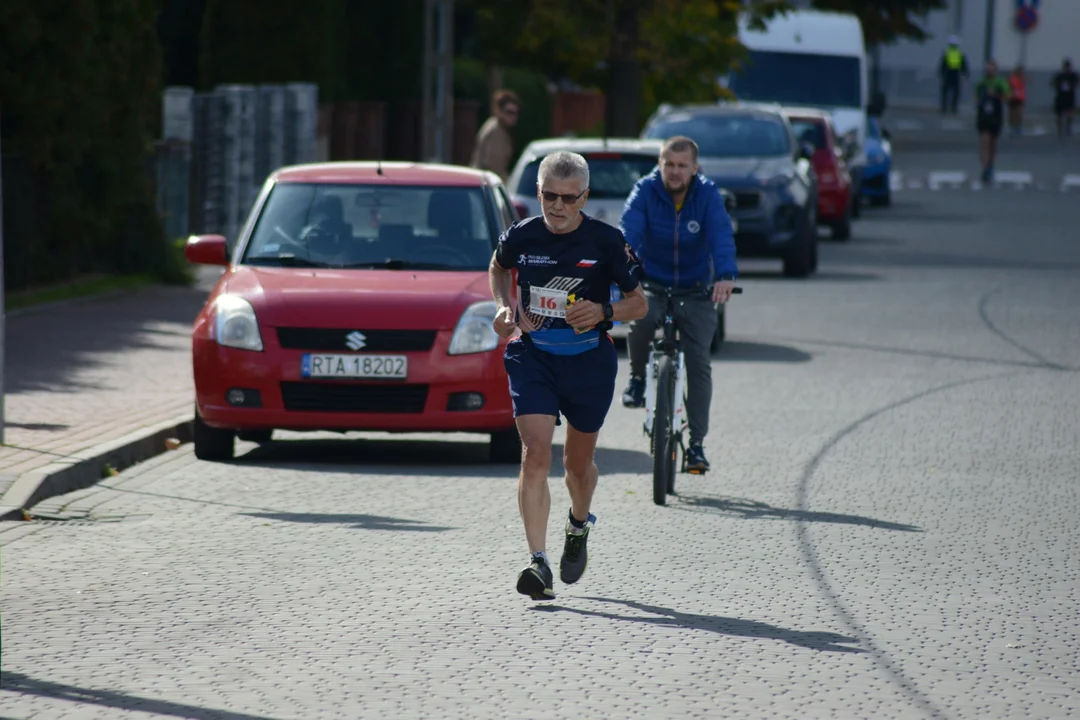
811,0,947,45
462,0,791,135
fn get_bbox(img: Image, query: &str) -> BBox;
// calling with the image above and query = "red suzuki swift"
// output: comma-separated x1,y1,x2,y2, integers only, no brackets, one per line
784,108,854,241
184,162,523,462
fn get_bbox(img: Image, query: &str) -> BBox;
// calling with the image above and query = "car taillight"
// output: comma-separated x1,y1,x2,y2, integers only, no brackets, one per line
513,202,529,220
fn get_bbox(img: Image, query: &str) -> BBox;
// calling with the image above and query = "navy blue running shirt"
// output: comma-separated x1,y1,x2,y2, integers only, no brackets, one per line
495,214,642,355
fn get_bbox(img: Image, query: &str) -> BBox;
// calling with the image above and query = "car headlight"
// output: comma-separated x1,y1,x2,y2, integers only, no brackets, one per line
213,295,264,351
448,300,500,355
765,172,794,187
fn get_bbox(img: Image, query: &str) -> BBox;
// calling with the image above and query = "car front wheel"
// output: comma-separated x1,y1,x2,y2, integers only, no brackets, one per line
194,405,235,461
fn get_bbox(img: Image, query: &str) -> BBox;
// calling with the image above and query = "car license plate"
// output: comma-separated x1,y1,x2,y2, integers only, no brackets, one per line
301,354,408,379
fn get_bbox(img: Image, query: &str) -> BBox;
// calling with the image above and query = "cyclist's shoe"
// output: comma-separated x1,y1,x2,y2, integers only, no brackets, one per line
516,555,556,600
686,444,710,473
560,512,596,585
622,377,645,408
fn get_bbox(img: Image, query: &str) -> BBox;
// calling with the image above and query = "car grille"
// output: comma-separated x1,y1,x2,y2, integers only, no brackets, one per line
280,382,429,413
276,328,436,352
733,192,762,209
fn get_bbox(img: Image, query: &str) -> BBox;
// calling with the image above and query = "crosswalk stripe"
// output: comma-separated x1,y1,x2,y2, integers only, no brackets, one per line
881,171,1076,193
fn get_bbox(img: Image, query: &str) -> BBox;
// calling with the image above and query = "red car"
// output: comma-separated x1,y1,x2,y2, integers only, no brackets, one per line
784,108,854,240
184,162,522,462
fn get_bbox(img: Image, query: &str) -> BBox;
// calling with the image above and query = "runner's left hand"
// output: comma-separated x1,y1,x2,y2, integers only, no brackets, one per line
565,300,604,330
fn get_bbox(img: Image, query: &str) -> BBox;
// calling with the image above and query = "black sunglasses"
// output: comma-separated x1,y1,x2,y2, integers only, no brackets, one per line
539,188,587,204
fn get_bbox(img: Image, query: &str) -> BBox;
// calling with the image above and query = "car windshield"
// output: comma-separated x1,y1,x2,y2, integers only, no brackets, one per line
643,114,791,157
516,152,658,199
241,183,496,270
787,119,827,149
729,50,862,109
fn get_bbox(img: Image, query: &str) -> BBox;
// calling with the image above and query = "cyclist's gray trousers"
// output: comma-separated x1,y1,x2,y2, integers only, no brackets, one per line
626,293,717,446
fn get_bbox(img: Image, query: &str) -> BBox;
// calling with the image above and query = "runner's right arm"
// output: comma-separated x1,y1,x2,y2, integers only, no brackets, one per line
489,227,520,337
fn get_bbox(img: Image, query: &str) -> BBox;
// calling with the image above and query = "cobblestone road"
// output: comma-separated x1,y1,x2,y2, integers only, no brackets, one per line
1,142,1077,719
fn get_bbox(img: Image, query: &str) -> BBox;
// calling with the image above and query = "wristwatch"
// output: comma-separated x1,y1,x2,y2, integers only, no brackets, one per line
602,302,614,321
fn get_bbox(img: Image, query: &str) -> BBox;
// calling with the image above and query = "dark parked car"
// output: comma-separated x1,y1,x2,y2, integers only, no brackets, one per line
641,102,819,277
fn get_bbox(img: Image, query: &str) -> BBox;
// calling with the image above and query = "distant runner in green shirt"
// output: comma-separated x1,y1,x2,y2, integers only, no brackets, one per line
974,60,1010,183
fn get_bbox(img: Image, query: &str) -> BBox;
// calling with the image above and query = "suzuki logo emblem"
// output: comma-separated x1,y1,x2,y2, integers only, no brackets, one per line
345,331,367,350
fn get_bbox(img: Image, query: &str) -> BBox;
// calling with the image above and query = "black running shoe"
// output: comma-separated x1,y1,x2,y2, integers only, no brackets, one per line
686,443,710,472
622,377,645,408
560,512,596,584
516,556,555,600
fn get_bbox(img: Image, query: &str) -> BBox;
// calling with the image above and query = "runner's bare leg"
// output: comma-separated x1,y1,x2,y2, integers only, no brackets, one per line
564,423,600,523
517,414,557,553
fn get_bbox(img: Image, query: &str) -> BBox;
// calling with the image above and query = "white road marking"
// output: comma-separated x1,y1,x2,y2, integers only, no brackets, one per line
993,171,1033,189
1061,174,1080,192
889,171,904,191
928,171,968,190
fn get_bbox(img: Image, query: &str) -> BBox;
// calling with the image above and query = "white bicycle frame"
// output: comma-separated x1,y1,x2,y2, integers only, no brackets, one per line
642,348,688,439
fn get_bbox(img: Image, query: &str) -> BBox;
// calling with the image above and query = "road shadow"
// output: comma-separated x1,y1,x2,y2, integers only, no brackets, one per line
233,437,652,478
5,266,219,395
733,269,883,282
615,338,815,363
717,341,812,363
2,421,70,431
534,598,864,653
0,671,287,720
239,512,454,531
673,494,921,532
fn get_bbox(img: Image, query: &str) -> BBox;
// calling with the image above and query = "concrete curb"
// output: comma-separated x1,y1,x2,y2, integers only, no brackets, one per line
0,413,194,521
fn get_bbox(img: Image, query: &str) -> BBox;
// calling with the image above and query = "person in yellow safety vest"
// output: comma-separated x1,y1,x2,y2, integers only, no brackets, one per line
939,35,970,115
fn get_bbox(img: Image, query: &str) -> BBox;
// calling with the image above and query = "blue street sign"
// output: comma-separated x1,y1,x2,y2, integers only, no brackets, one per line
1015,5,1038,32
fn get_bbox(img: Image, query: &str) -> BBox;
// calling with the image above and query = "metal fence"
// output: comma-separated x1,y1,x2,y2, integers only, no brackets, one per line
156,83,319,243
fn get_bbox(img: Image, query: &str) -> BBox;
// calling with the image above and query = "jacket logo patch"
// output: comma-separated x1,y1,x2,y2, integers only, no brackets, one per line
687,220,701,234
576,259,597,267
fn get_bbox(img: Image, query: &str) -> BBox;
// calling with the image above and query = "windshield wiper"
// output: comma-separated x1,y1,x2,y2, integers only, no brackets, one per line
245,254,326,268
343,259,462,270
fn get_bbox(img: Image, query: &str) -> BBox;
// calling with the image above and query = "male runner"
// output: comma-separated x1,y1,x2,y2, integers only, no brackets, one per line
489,150,647,600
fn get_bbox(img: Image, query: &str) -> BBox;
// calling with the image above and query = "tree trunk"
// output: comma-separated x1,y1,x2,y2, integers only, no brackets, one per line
605,1,644,137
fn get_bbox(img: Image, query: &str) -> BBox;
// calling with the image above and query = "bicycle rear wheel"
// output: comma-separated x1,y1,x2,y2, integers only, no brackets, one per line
652,355,677,506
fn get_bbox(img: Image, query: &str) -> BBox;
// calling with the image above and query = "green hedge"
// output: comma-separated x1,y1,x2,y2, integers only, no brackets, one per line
0,1,187,293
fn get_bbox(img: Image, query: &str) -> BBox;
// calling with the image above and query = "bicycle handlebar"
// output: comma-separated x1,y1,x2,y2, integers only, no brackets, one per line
640,281,743,297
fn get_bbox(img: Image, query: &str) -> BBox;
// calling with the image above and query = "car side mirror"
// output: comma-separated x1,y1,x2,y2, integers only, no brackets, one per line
800,142,816,161
718,188,737,213
185,234,230,266
881,127,892,141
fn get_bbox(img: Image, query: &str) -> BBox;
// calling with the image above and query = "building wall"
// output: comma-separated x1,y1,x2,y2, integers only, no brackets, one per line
868,0,1072,112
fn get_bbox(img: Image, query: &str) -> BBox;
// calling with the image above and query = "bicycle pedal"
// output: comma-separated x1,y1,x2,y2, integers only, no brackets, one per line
687,468,706,475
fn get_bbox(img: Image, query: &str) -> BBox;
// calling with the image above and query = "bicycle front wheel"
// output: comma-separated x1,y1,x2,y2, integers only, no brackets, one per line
652,355,677,506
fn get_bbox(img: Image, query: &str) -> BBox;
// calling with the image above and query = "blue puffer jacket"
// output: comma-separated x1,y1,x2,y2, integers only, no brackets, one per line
619,169,737,288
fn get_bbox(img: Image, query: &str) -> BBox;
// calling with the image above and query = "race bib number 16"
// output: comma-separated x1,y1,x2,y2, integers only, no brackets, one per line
529,286,568,318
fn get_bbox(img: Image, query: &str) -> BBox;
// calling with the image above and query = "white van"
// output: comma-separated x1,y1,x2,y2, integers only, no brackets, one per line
727,10,870,210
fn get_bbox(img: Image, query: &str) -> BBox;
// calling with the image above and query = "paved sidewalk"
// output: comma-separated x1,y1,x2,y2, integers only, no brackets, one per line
0,267,220,517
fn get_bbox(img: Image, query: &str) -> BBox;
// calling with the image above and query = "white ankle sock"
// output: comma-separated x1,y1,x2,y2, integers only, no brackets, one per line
532,551,549,565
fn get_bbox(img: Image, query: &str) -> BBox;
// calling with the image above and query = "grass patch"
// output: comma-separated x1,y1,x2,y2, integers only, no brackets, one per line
5,274,157,312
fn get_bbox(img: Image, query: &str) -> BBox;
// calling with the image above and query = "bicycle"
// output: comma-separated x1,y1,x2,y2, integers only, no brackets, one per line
641,280,742,506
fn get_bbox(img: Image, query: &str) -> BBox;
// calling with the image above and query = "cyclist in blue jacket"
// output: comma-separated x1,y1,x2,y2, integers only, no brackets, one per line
618,136,738,472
